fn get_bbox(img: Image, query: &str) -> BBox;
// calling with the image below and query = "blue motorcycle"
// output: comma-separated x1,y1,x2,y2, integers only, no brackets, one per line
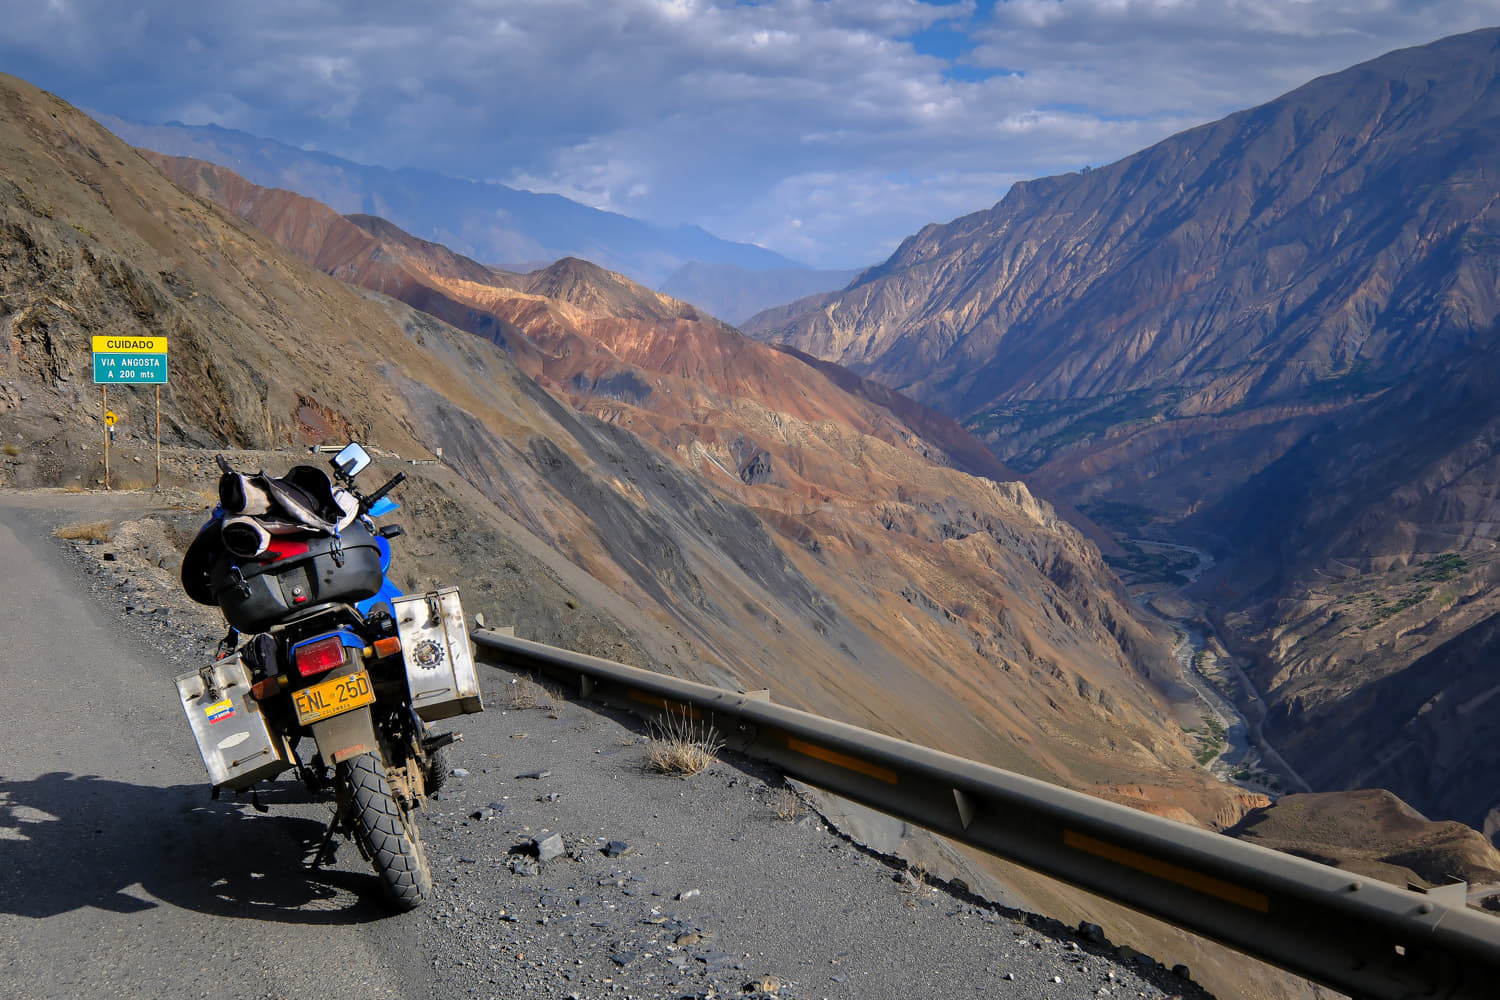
179,443,481,911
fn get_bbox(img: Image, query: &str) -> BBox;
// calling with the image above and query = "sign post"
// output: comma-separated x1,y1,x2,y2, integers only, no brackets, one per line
92,335,168,491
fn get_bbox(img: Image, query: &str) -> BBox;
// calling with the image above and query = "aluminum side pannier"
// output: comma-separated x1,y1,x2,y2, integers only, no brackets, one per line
175,653,293,791
394,587,482,721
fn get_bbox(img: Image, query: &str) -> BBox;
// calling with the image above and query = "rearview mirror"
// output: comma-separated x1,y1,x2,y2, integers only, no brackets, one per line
332,442,372,479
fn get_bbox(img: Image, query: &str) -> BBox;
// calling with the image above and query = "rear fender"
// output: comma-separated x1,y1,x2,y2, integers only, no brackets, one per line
310,705,379,764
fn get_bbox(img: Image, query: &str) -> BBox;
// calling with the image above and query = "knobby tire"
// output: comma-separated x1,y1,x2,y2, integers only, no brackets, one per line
340,752,432,911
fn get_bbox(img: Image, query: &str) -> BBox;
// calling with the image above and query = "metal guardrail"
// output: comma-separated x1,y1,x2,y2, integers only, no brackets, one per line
471,628,1500,1000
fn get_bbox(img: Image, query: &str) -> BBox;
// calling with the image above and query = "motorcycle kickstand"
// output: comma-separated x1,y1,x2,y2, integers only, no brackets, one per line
308,806,346,869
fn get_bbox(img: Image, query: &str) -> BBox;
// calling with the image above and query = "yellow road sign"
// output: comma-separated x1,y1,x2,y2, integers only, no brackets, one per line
104,410,118,426
92,335,168,353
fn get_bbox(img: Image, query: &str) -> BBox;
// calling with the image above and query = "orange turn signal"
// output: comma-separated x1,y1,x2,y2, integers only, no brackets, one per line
250,675,284,701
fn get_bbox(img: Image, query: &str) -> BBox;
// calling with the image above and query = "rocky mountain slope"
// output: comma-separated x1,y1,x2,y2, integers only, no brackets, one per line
744,29,1500,838
1190,346,1500,834
94,114,800,288
8,71,1489,1000
746,27,1500,523
1225,789,1500,889
0,75,1252,833
137,147,1222,814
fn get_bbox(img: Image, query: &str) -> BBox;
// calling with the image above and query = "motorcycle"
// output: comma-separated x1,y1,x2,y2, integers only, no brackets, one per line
176,442,482,911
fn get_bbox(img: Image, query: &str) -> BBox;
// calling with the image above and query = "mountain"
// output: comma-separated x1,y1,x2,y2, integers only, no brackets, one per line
91,115,801,288
658,260,862,326
746,27,1500,522
143,149,1211,805
1190,346,1500,834
3,73,1458,1000
744,29,1500,836
0,78,1257,835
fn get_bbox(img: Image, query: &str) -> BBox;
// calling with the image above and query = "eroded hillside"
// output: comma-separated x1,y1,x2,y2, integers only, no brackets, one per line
0,76,1258,830
742,29,1500,839
747,28,1500,526
141,149,1247,814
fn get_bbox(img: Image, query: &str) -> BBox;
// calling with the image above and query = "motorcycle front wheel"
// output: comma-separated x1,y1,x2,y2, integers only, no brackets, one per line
340,752,433,911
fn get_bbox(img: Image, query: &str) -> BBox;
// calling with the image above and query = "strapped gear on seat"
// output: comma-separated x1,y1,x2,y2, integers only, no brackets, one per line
213,456,354,535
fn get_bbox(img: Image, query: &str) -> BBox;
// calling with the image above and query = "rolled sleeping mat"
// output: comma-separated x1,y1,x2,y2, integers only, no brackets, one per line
219,515,271,558
333,487,360,531
218,471,273,516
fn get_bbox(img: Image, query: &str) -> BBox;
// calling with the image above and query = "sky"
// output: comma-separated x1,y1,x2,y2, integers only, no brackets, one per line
1,1,1496,269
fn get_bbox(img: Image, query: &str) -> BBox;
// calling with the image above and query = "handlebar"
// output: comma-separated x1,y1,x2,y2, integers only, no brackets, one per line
364,471,406,511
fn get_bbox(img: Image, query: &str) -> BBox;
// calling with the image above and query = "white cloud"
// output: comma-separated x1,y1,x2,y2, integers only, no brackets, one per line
0,0,1494,267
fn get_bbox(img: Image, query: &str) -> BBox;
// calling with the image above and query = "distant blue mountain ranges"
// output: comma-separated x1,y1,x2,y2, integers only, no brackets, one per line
94,114,855,319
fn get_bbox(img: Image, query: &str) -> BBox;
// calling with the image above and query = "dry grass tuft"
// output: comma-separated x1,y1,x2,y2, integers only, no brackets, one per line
769,787,804,822
645,707,723,777
53,520,113,543
62,483,87,493
506,676,557,713
2,443,19,456
897,862,928,895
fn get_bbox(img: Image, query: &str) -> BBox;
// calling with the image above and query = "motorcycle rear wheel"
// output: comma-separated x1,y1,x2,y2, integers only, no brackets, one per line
340,752,433,911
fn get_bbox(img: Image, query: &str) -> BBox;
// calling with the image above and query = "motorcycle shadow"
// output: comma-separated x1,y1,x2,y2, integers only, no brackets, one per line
0,771,396,924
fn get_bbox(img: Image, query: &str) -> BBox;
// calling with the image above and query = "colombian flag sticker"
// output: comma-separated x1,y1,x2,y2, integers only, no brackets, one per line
206,699,235,724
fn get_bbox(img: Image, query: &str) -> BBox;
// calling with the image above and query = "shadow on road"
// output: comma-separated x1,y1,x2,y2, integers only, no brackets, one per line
0,771,394,924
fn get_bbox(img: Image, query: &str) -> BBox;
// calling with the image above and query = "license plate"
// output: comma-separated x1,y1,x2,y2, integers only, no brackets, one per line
292,670,375,726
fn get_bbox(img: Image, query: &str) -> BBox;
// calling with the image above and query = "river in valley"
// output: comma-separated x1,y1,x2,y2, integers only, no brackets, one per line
1126,539,1311,798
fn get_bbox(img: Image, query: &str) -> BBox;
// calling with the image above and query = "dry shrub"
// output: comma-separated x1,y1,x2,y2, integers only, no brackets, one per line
645,707,723,776
53,520,113,543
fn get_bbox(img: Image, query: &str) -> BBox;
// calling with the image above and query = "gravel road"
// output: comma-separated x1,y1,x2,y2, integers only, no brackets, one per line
0,488,1207,1000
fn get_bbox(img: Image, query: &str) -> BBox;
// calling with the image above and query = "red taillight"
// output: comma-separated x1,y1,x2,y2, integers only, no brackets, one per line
294,635,347,678
263,538,312,562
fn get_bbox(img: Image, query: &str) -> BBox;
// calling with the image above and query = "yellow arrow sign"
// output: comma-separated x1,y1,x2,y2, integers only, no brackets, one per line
104,410,118,427
92,335,168,353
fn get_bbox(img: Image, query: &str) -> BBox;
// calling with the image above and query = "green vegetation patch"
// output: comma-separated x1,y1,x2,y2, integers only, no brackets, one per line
1298,359,1395,403
1103,539,1198,587
1416,553,1468,583
1361,586,1435,629
1078,499,1157,535
965,387,1190,471
1185,717,1227,767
